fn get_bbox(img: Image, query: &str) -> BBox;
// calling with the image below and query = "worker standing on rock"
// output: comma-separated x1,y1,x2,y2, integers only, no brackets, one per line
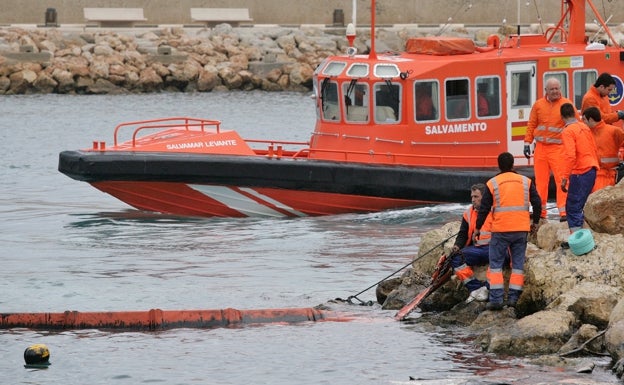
560,103,599,233
475,152,542,311
582,106,624,192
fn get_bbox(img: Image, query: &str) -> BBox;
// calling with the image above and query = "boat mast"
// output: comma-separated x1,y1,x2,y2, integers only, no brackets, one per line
567,0,586,44
566,0,620,47
369,0,377,59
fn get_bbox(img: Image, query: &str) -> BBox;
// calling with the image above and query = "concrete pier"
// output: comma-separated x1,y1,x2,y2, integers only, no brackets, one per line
1,0,622,27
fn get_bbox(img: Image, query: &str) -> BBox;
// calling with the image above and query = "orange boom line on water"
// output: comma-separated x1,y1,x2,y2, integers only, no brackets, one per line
0,308,352,331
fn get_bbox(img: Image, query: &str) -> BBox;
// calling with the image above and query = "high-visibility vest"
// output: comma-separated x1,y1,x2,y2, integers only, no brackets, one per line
463,206,492,246
486,172,532,232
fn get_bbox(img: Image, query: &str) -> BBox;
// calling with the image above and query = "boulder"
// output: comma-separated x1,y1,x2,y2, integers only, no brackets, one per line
584,180,624,235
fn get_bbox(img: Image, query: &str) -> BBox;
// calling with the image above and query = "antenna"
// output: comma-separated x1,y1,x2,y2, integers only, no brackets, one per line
590,15,612,43
436,1,473,36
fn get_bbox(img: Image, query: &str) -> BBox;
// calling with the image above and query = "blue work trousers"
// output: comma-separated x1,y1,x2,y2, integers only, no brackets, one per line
566,168,596,232
488,231,527,304
450,245,489,291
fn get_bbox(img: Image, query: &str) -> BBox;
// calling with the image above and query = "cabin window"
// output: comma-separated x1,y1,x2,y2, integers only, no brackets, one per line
322,61,347,76
511,71,532,107
415,81,439,122
374,82,400,123
573,70,598,109
544,72,568,98
476,77,501,118
374,64,400,78
320,79,340,121
445,78,469,120
343,81,369,122
347,63,369,77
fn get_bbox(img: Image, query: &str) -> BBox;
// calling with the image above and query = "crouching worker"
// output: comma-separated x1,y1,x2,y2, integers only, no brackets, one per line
450,183,492,303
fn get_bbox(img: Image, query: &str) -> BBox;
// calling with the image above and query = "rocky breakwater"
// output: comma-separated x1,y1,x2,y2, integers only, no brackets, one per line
0,24,386,95
0,23,558,95
379,179,624,378
2,23,622,95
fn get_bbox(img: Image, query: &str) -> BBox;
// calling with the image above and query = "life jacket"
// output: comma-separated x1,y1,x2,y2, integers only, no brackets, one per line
486,172,532,232
454,207,493,284
463,206,492,246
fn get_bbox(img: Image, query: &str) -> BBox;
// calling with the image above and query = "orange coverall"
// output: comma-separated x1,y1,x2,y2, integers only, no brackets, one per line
561,121,599,181
525,96,576,219
561,120,599,232
591,120,624,192
581,86,620,124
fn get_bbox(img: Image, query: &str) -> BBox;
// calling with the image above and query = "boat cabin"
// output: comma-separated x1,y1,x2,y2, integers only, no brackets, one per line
310,1,624,169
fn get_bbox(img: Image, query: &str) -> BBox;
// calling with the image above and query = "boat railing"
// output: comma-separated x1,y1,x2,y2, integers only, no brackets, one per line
246,139,311,158
113,117,222,146
301,147,515,167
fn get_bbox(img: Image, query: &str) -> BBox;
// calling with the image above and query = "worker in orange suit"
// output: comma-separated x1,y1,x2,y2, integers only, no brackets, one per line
450,183,492,304
582,106,624,192
581,72,624,125
475,152,541,310
560,103,599,233
524,77,575,222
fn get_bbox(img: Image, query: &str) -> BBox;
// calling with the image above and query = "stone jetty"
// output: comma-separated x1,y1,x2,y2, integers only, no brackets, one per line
3,23,623,95
0,24,379,95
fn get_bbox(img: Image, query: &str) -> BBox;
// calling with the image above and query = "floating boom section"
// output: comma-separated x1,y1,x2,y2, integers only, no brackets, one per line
0,308,350,331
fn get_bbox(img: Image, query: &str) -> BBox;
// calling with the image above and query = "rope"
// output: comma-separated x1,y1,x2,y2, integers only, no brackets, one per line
436,1,473,36
334,230,459,306
532,0,544,34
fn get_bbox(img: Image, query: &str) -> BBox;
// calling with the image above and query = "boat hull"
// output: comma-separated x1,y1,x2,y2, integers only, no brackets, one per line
59,150,541,217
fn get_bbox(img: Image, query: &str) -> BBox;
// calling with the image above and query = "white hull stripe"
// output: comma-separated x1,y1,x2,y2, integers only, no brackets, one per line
238,187,307,217
189,185,307,218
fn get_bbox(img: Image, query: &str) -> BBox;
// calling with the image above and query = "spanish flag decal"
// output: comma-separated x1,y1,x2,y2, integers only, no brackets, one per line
511,121,527,141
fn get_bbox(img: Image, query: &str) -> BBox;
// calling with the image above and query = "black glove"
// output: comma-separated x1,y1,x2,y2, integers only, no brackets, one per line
618,110,624,120
560,178,568,193
523,144,531,159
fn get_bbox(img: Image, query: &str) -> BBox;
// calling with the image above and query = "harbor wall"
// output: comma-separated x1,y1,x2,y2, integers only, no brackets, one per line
1,0,623,26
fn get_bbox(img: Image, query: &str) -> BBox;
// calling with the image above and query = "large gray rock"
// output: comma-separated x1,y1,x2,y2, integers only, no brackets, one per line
585,180,624,235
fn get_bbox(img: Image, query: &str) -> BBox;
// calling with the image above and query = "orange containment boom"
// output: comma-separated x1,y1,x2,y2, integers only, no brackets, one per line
0,307,351,331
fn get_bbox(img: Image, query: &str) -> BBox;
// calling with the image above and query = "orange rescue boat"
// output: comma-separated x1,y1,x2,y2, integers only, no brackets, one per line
58,0,624,218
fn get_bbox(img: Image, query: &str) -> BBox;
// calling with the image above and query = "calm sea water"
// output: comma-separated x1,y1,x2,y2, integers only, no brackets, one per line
0,92,618,384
